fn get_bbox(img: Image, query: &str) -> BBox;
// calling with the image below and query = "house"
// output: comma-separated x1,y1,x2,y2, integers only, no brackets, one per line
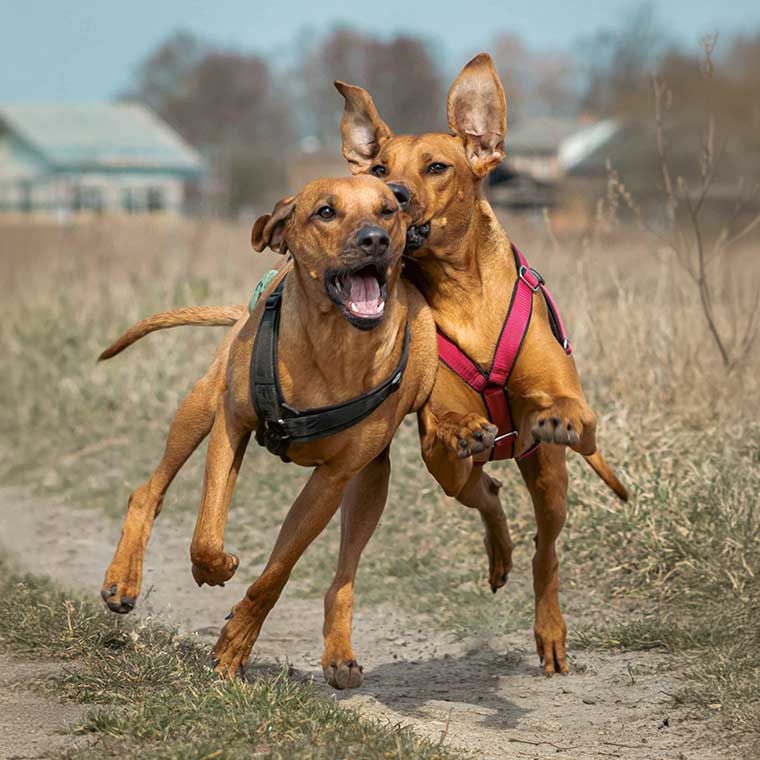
489,116,622,208
0,103,205,215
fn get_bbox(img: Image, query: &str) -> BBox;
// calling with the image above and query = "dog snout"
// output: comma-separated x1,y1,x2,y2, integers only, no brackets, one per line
387,183,411,209
356,226,390,257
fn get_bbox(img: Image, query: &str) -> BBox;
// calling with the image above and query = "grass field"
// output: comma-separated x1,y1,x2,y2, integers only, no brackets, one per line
1,210,759,749
0,561,463,759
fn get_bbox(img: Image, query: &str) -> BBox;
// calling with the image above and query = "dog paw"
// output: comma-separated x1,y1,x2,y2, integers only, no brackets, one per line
211,602,260,680
439,413,498,459
323,658,364,690
530,399,596,454
191,551,240,587
535,619,570,676
100,580,138,614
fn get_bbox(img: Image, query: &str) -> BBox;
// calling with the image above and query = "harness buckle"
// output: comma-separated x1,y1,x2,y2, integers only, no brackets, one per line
493,430,518,444
519,265,543,292
262,419,291,457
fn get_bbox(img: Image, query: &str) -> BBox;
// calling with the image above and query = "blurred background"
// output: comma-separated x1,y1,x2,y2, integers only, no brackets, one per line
1,3,760,754
1,0,758,220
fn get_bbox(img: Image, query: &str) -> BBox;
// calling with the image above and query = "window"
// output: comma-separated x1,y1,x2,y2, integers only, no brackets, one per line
147,187,164,212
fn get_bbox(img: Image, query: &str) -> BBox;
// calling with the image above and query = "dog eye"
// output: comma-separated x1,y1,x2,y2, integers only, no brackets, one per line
426,162,449,175
370,164,387,177
315,205,335,220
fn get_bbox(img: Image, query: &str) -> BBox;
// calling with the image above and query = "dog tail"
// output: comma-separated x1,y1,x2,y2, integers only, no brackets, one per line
583,450,628,502
98,305,247,361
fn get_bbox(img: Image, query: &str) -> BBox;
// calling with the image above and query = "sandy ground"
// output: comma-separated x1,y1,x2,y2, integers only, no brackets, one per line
0,487,738,760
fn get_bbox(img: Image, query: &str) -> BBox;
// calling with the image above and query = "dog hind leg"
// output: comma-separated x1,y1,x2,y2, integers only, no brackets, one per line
101,357,226,614
517,444,570,675
456,464,514,593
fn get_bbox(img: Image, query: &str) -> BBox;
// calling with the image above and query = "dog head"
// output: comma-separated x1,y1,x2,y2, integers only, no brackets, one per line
335,53,506,261
252,175,407,331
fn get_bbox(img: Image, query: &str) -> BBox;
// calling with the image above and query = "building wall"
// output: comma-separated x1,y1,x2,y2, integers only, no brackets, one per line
0,170,187,214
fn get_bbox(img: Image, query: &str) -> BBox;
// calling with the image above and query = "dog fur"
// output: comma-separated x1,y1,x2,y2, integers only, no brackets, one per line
99,54,626,682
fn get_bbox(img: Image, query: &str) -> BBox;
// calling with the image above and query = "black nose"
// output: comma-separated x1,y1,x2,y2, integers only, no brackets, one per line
388,183,410,209
357,226,389,256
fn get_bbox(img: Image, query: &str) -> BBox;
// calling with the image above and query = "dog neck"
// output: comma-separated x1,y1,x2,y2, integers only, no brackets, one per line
406,198,516,364
276,262,408,409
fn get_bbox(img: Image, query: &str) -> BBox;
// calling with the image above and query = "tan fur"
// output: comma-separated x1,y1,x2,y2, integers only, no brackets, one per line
99,306,246,360
100,175,490,688
101,55,627,685
336,52,628,675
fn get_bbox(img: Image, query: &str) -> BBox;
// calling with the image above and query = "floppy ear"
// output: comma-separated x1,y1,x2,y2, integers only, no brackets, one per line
335,81,394,174
251,196,296,254
447,53,507,177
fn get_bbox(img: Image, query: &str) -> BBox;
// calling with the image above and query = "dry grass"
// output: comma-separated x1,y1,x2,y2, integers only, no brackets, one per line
1,210,759,739
0,561,464,759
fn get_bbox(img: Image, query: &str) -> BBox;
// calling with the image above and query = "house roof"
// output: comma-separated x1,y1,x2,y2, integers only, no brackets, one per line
507,117,588,156
0,103,204,174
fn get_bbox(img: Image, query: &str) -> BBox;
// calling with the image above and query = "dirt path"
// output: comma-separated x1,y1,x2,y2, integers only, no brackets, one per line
0,487,735,760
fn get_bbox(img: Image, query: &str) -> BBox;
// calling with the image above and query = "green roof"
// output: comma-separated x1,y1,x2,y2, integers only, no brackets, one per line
0,103,204,175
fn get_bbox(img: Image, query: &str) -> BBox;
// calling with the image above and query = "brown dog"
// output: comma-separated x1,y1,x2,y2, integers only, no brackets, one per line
100,55,625,681
99,174,495,685
334,53,627,675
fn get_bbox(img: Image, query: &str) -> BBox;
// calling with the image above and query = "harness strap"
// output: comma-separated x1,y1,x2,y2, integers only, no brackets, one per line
251,277,410,459
435,243,571,461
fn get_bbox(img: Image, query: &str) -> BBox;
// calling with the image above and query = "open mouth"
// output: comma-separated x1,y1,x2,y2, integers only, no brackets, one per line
404,222,431,253
325,263,388,330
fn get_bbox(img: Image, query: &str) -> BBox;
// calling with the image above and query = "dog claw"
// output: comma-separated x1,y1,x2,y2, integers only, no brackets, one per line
101,586,136,614
120,597,135,612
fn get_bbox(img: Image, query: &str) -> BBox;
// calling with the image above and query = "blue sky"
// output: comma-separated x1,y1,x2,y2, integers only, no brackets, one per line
1,0,758,102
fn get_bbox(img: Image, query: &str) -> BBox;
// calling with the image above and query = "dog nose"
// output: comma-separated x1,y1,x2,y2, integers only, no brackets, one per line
388,183,411,209
357,226,390,256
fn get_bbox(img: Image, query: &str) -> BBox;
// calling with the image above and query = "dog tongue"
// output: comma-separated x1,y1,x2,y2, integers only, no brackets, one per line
348,273,383,315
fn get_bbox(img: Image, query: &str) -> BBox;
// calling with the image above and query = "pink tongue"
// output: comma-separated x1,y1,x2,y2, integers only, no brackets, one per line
349,273,382,314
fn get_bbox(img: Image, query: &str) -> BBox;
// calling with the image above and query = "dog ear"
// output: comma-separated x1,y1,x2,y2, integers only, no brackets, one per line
335,81,394,174
251,196,296,254
447,53,507,177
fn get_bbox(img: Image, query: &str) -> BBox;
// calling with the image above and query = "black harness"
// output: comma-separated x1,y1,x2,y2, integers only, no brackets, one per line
250,276,411,460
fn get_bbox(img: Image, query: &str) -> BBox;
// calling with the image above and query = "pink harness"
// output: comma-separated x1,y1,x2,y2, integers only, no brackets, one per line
436,244,572,461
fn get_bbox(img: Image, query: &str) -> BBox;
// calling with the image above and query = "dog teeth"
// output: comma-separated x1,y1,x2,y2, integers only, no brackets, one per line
336,279,343,293
349,302,359,313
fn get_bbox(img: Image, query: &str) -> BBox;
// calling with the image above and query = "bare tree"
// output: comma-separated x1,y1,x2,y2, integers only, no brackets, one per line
125,38,294,213
580,2,667,115
301,28,444,141
611,36,760,369
490,33,577,120
121,30,207,114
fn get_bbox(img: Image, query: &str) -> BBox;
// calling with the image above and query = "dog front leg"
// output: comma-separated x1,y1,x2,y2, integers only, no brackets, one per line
212,465,348,679
417,401,496,497
517,444,569,675
322,447,390,689
101,353,226,614
189,393,250,587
